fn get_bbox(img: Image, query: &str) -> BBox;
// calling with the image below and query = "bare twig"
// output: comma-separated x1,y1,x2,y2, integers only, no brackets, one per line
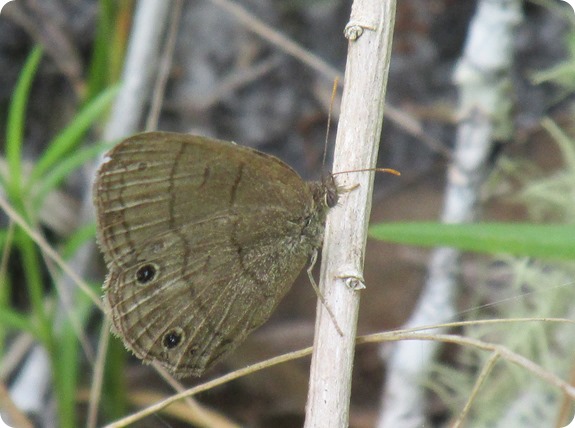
304,1,397,426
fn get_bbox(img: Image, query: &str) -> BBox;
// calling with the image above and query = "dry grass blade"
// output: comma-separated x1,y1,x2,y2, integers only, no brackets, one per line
102,316,575,427
0,194,102,309
452,352,501,427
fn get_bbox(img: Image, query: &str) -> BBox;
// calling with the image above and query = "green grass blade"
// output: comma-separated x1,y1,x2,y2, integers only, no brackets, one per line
542,117,575,171
102,337,128,421
29,86,119,186
369,222,575,260
4,47,43,196
16,231,53,345
52,290,95,428
32,141,115,209
86,0,120,101
61,223,98,259
0,307,34,334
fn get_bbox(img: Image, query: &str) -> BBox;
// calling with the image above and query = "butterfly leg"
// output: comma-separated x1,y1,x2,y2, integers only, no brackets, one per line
307,250,344,337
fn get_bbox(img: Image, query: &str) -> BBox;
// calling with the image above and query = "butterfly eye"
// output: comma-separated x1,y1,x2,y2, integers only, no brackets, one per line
325,187,338,208
135,264,158,284
163,328,184,349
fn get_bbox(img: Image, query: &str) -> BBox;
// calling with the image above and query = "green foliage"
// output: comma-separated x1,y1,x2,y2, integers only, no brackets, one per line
368,121,575,260
368,28,575,422
0,2,127,421
371,130,575,424
530,31,575,90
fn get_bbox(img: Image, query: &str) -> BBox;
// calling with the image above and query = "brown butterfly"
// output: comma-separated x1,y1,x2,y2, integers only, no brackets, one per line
93,131,339,377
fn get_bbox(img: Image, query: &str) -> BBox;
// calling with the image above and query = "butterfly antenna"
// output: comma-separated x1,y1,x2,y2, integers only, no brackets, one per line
322,77,339,168
333,167,401,177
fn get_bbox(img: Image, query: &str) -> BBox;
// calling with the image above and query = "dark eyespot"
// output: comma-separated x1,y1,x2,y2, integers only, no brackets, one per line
137,161,147,171
163,329,183,349
136,264,156,284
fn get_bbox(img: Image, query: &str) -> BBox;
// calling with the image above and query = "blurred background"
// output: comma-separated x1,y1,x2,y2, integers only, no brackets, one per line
1,0,575,427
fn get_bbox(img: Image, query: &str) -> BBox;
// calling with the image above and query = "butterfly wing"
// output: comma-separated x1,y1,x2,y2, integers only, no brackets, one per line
94,132,321,376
